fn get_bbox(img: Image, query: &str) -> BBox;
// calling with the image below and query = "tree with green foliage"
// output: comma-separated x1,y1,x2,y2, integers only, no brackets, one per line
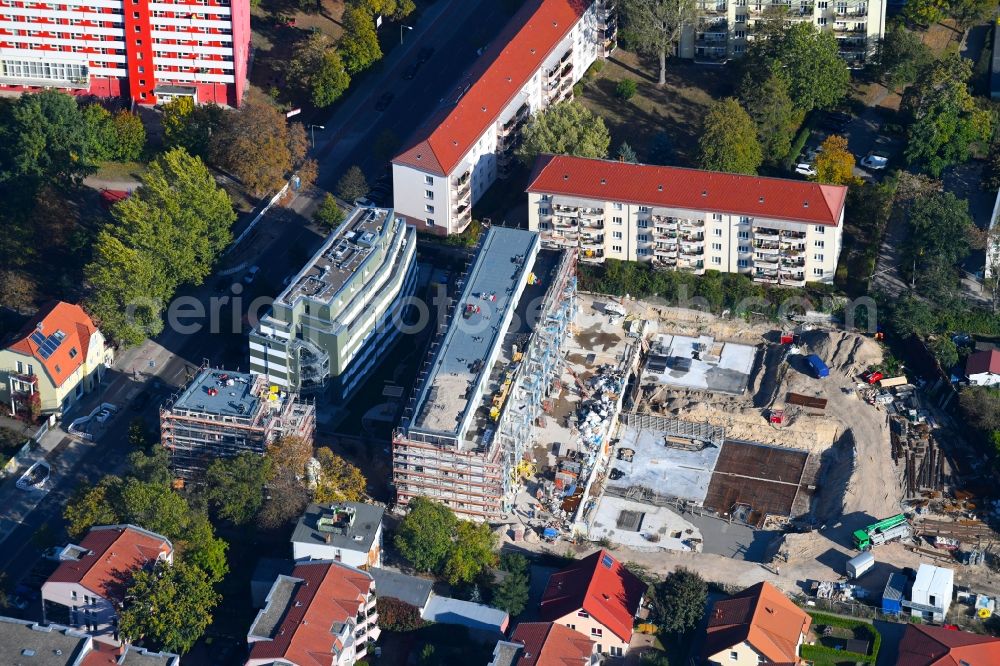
928,335,959,369
205,451,272,525
444,520,498,585
64,476,123,539
984,141,1000,193
86,147,234,345
336,166,369,202
257,466,311,530
948,0,996,27
903,0,948,27
739,70,802,164
617,142,638,163
287,33,351,108
118,477,192,538
340,5,383,74
650,567,707,635
959,386,1000,452
162,97,224,158
698,98,763,175
887,295,937,338
902,55,993,177
875,26,933,92
0,90,91,185
314,193,346,228
128,418,150,450
517,100,610,165
111,111,146,161
902,190,975,301
127,446,173,486
616,78,638,100
178,512,229,584
745,22,849,112
81,103,117,162
492,553,530,616
394,497,456,573
814,135,857,185
119,561,220,654
619,0,697,85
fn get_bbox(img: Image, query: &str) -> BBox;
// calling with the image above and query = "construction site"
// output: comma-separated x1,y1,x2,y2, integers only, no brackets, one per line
160,365,316,480
392,227,578,522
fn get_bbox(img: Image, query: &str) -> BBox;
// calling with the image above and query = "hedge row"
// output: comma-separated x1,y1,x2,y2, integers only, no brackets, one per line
806,612,881,664
800,643,871,665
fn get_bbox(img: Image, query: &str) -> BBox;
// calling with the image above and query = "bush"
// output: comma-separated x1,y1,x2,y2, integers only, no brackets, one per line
616,78,638,101
573,83,584,97
314,193,345,228
377,597,425,632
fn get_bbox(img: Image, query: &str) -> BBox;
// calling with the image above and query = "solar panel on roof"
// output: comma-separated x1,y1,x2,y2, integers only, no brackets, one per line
601,554,613,569
30,331,45,345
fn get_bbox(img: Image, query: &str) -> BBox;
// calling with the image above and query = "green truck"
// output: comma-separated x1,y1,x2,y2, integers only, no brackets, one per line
853,514,911,550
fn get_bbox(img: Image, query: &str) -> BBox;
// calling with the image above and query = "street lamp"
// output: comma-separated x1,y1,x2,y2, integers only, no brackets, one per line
400,24,412,44
309,124,325,148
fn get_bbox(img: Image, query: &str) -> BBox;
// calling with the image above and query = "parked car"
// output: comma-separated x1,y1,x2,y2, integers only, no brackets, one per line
795,163,817,177
243,265,260,284
861,153,889,170
375,92,394,112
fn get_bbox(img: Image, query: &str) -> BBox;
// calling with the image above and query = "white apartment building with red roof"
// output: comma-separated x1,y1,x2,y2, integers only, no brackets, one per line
0,0,250,107
391,0,616,236
527,155,848,286
246,560,379,666
0,300,113,416
41,525,174,644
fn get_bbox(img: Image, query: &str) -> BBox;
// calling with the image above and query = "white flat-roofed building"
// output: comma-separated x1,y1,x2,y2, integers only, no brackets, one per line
391,0,616,236
249,206,417,400
527,155,847,286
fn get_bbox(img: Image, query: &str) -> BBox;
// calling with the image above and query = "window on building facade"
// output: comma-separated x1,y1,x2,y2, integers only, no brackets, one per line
638,234,649,242
813,268,824,276
714,228,722,236
426,218,434,226
815,240,825,248
738,259,748,268
591,628,603,637
612,231,623,239
612,245,622,253
712,243,722,251
638,205,651,213
424,190,433,200
638,220,649,229
424,175,433,185
425,204,434,213
814,254,824,262
612,216,623,225
815,225,825,233
712,257,721,265
612,202,623,210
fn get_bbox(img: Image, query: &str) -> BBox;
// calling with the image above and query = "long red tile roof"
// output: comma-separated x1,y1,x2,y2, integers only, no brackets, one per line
539,549,645,643
509,622,594,665
896,624,1000,666
966,349,1000,377
702,581,810,664
46,525,172,602
526,155,848,226
6,301,99,388
393,0,590,176
248,561,374,666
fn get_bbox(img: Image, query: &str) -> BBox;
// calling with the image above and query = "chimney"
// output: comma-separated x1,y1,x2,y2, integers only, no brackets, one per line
325,534,332,544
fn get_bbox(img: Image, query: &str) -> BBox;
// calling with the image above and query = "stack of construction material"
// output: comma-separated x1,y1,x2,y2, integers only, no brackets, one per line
891,417,944,496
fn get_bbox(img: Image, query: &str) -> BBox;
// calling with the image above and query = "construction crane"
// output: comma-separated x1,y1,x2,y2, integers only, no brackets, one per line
853,514,911,551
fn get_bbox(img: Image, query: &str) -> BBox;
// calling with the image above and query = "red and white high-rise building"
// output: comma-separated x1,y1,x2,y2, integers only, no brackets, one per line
0,0,250,107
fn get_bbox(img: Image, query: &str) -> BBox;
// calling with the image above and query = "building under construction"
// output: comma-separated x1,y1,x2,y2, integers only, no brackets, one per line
392,227,577,521
160,366,315,479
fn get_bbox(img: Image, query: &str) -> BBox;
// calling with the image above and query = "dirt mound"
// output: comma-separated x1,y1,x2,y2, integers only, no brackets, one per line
800,329,882,375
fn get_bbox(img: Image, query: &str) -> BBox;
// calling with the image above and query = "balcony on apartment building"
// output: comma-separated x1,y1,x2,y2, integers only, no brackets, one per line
781,257,806,269
833,22,867,32
653,228,678,242
834,5,868,17
654,244,677,257
779,271,806,286
699,2,728,16
580,247,605,262
754,225,780,237
499,102,530,138
579,206,604,220
837,38,869,53
554,203,579,214
553,215,579,229
679,217,705,229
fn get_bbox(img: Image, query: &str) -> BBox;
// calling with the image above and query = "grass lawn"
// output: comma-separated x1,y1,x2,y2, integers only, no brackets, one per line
577,50,735,167
92,160,147,184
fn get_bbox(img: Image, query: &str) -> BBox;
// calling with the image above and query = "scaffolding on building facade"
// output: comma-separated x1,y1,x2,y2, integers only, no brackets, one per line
160,363,316,480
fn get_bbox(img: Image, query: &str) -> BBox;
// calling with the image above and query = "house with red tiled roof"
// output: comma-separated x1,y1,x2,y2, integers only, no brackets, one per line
488,622,598,666
391,0,617,236
0,616,180,665
701,581,811,666
538,549,646,658
246,559,379,666
41,525,173,645
526,155,848,286
965,349,1000,387
895,623,1000,666
0,301,112,416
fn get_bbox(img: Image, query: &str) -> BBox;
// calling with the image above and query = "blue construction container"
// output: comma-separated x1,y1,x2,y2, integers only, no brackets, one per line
882,572,907,615
805,354,830,378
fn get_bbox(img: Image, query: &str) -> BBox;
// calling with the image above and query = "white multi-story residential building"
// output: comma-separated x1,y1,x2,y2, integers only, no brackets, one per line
247,560,380,666
41,525,173,644
0,0,251,106
291,502,384,570
526,155,847,286
391,0,616,235
678,0,886,67
249,206,417,399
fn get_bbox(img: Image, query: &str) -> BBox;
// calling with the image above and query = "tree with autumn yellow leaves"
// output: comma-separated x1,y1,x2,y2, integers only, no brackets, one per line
313,447,367,503
813,135,861,186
